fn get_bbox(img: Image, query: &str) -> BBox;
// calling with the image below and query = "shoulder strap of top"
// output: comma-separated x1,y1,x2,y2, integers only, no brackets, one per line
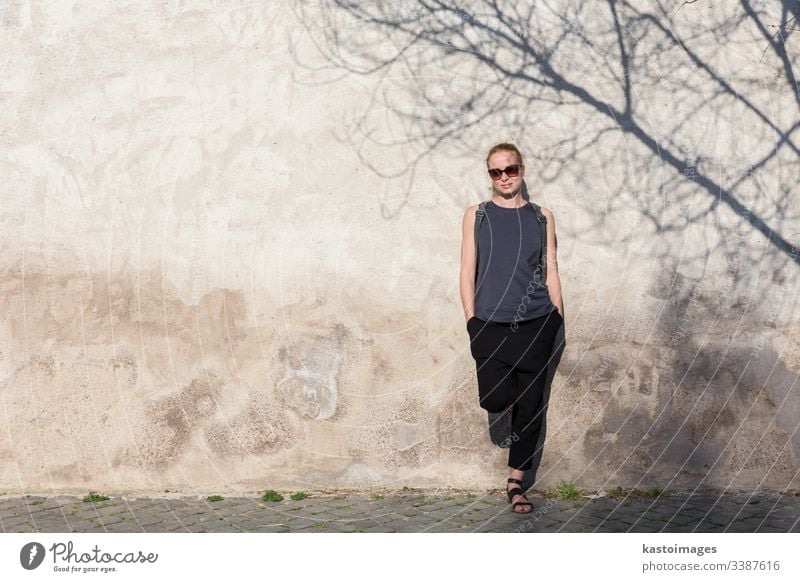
473,201,489,284
528,201,548,283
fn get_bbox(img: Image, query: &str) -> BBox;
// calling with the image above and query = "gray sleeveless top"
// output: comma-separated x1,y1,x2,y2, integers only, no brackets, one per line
474,200,556,323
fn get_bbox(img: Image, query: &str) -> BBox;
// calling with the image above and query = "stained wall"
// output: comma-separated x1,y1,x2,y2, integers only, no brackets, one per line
1,1,799,494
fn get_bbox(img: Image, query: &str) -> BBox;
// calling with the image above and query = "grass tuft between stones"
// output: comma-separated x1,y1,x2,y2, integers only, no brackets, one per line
553,480,581,500
261,490,284,503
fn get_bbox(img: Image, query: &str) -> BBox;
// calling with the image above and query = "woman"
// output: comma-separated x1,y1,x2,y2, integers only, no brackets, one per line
459,143,564,514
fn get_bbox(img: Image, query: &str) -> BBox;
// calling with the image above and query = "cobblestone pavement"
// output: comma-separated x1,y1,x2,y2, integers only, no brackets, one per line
2,489,799,533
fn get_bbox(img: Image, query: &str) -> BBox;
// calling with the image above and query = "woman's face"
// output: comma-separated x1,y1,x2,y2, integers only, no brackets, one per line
487,150,524,196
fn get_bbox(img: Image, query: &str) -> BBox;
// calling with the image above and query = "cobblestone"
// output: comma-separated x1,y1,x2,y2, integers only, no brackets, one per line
1,490,799,533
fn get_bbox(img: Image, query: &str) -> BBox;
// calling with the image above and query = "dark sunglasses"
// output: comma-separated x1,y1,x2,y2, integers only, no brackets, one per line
487,164,521,180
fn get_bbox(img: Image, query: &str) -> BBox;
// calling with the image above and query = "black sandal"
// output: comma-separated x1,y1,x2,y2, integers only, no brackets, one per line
506,478,533,514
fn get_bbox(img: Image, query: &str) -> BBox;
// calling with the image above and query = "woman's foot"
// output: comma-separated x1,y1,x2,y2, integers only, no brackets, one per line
507,470,533,514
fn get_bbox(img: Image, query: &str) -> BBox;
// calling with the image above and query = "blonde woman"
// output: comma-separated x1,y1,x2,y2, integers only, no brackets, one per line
460,143,564,514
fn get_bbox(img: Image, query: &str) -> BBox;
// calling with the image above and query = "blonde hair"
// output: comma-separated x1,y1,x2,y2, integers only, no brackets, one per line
486,143,524,168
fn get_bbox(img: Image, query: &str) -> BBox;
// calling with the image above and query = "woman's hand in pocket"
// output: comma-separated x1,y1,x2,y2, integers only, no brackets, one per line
466,315,480,336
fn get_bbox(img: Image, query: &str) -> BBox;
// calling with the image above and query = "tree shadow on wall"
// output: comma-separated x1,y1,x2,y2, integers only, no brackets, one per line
289,0,800,495
291,0,800,277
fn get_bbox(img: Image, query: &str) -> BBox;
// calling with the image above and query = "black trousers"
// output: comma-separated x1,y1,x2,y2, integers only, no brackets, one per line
466,310,563,470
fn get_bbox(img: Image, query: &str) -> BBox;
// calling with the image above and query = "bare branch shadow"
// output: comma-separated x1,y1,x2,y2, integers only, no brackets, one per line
288,0,800,491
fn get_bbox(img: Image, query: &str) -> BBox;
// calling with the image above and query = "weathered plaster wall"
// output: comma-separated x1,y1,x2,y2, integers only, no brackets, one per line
1,1,799,493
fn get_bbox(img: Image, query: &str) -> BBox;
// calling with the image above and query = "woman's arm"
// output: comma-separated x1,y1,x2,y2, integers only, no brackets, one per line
459,205,478,322
542,207,564,316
